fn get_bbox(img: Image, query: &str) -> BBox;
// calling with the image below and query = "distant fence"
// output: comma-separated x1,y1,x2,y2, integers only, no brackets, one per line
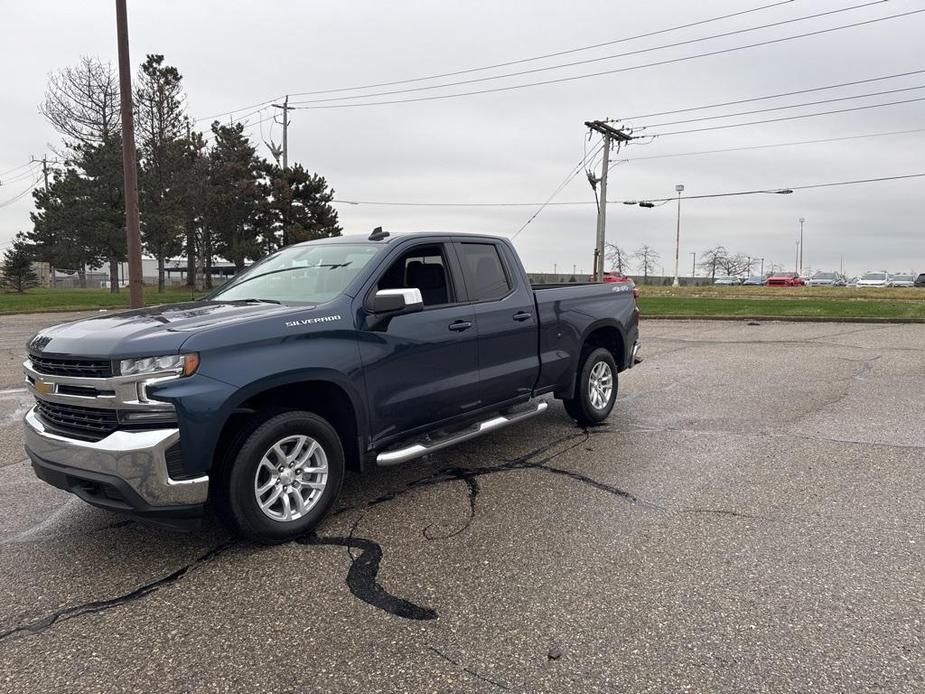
527,272,715,286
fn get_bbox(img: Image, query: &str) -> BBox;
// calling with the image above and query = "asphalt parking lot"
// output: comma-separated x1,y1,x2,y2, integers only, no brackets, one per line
0,312,922,693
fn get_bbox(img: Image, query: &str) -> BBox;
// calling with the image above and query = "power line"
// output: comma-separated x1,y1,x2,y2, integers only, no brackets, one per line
290,0,798,98
640,83,925,129
0,164,41,186
187,1,798,126
286,8,923,110
0,160,36,178
626,173,925,203
649,95,925,137
616,68,925,121
616,127,925,162
332,172,925,209
290,1,887,106
0,174,42,209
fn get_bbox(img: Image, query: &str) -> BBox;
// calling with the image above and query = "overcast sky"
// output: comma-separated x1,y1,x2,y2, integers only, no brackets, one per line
1,0,923,277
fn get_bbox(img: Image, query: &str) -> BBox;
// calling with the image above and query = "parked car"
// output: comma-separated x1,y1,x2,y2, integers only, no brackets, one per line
915,273,925,288
808,271,846,287
602,271,633,284
766,271,804,287
713,276,741,286
22,230,641,542
742,276,766,286
889,274,915,288
857,271,891,288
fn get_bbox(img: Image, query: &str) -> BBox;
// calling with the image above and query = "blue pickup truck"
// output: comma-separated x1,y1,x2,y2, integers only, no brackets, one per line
23,230,640,542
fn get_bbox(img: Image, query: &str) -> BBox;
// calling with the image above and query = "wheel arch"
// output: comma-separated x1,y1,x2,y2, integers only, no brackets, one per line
212,371,366,477
581,320,627,371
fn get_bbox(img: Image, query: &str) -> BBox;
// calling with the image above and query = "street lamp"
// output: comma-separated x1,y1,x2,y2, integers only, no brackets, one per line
798,217,806,276
673,184,684,287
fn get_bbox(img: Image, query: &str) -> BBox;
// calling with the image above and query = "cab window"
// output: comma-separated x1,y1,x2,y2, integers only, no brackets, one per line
376,245,454,307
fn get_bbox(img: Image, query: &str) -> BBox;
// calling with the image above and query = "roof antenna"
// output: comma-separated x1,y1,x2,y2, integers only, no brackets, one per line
368,226,389,241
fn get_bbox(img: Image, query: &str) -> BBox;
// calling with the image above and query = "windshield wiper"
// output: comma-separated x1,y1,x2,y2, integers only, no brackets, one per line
215,298,282,305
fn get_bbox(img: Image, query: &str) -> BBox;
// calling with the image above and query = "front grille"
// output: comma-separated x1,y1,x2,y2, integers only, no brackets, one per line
30,354,113,379
35,400,119,442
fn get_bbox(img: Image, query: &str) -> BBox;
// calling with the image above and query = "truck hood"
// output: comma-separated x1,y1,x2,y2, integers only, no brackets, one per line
28,301,295,359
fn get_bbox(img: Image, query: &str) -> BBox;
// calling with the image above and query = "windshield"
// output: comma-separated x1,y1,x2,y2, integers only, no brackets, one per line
210,243,379,304
813,273,836,279
893,275,913,281
861,273,886,281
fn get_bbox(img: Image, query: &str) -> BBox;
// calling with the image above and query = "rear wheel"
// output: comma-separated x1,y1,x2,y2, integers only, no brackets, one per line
216,411,345,544
562,347,618,427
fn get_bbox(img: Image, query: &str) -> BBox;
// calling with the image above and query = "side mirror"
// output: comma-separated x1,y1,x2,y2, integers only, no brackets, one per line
371,288,424,314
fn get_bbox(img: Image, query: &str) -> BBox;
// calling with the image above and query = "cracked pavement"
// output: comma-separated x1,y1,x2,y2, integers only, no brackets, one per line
0,313,922,692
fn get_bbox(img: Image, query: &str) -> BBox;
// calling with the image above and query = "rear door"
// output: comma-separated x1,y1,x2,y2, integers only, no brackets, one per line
454,240,539,408
357,240,481,448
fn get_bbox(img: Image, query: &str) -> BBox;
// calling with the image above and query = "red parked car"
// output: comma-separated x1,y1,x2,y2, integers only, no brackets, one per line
766,271,805,287
602,272,633,284
601,272,639,298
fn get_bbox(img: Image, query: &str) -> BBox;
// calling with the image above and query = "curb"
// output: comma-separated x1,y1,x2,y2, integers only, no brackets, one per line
641,315,925,324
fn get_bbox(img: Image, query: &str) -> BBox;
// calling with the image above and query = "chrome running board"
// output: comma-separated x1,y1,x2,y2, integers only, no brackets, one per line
376,401,548,466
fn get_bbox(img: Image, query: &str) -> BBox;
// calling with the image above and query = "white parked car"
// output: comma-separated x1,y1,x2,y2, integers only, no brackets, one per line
808,271,846,287
856,271,891,288
713,276,742,286
889,274,915,287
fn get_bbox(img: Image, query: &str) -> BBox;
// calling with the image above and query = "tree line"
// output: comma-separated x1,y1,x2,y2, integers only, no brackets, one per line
606,242,776,279
16,55,341,293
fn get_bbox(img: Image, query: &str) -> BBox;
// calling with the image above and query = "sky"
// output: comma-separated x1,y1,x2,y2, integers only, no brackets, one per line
1,0,923,278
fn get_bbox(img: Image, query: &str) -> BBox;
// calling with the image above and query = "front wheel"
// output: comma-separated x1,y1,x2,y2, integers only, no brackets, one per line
562,347,618,427
216,411,345,544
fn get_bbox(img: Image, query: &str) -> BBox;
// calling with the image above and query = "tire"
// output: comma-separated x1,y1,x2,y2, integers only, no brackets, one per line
215,410,345,544
562,347,618,427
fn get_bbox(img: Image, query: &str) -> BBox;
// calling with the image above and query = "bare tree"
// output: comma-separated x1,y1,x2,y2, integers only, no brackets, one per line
718,252,750,276
40,56,120,148
605,242,629,274
698,246,728,280
633,244,660,281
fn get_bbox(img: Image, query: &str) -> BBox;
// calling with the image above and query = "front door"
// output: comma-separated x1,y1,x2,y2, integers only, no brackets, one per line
357,241,481,447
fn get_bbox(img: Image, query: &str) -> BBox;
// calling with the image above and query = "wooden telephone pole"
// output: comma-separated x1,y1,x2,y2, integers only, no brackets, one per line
585,121,634,282
115,0,144,307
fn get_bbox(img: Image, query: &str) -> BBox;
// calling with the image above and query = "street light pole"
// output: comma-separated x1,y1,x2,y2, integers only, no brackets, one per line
799,217,805,276
673,184,684,287
690,251,696,278
795,241,800,274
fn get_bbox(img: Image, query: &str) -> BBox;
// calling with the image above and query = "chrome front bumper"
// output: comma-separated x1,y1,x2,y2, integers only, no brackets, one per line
23,407,208,508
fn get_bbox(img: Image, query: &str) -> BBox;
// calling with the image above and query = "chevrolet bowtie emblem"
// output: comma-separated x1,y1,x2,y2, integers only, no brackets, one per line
34,378,55,395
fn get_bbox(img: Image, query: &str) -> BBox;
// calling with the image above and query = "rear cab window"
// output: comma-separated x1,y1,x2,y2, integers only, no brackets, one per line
456,243,512,302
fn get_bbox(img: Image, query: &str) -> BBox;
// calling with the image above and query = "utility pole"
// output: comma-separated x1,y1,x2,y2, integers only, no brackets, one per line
760,257,765,276
585,120,634,281
673,184,684,286
272,96,290,169
115,0,144,308
31,155,54,288
690,251,696,279
795,241,800,274
798,217,805,276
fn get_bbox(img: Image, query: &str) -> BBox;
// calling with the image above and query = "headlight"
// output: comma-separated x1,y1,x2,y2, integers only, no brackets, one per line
120,353,199,377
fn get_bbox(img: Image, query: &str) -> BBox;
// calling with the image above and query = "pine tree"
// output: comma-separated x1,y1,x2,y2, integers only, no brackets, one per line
1,233,39,293
206,122,266,272
136,55,189,291
263,163,341,249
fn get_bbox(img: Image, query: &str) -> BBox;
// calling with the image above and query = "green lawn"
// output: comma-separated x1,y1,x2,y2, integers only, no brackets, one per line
638,289,925,321
3,285,925,321
0,287,205,313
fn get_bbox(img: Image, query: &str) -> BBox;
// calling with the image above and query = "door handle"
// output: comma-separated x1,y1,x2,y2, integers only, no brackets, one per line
513,311,532,322
448,320,473,332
